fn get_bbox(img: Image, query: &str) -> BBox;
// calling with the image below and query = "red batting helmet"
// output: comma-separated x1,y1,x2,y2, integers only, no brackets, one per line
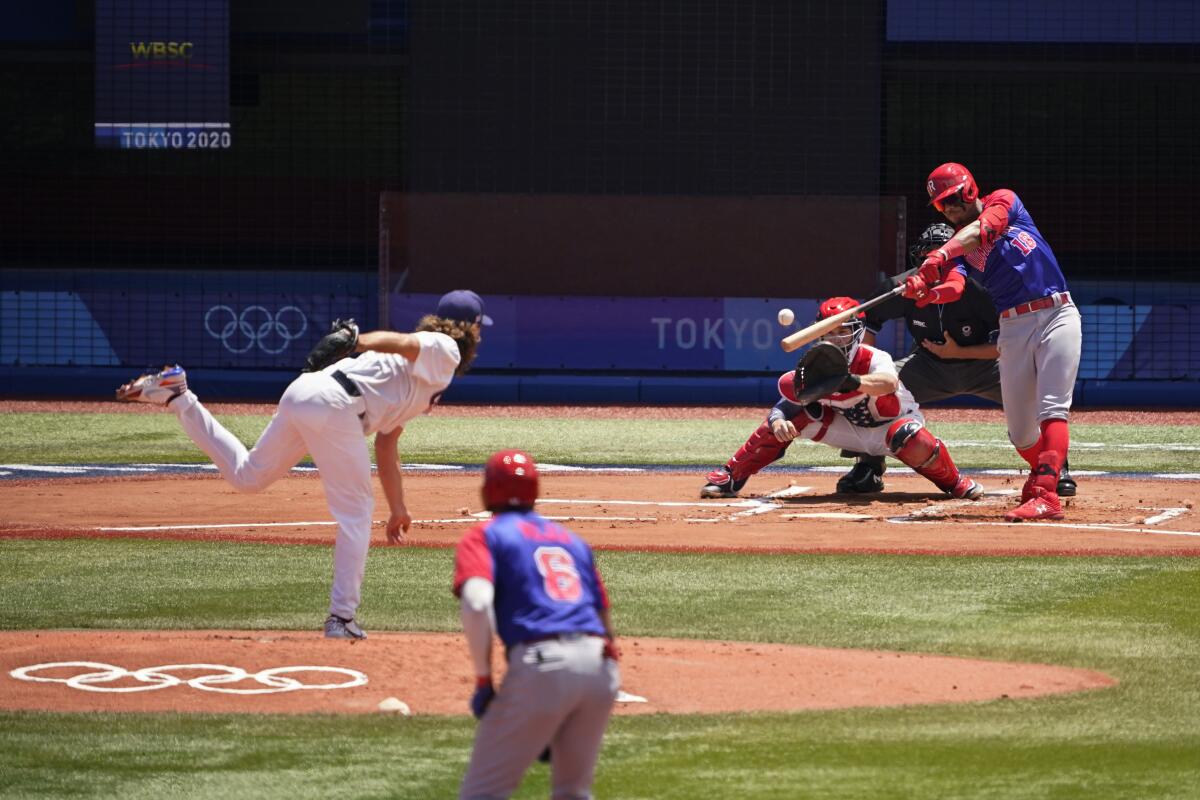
817,296,866,359
482,449,539,511
926,162,978,211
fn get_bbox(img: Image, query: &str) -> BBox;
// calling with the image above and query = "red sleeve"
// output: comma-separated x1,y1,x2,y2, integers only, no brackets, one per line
979,190,1016,246
926,270,966,304
592,565,611,610
452,523,493,597
777,370,798,402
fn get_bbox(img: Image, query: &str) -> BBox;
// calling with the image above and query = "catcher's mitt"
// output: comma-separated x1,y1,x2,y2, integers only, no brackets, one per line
792,342,859,404
302,318,359,372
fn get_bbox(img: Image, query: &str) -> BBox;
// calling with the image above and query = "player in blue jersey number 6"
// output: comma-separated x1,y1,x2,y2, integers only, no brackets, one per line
904,163,1082,521
454,450,621,800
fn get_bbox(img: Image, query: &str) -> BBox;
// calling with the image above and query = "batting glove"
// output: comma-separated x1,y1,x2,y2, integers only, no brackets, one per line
914,271,966,308
469,676,495,719
917,250,947,284
901,274,928,301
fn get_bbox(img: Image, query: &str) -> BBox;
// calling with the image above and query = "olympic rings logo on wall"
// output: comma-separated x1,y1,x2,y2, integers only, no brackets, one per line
10,661,367,695
204,305,309,354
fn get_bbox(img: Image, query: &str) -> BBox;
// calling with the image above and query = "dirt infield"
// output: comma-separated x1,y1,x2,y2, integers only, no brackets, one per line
2,402,1191,716
3,470,1199,556
0,630,1115,716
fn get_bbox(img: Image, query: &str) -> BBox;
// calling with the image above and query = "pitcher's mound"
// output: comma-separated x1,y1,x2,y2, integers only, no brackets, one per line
0,630,1115,715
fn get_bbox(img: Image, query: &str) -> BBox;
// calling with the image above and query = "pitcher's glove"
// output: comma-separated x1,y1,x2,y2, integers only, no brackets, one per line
793,342,860,404
302,318,359,372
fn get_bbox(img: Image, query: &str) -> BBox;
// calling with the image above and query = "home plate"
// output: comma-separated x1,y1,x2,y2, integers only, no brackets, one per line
765,486,813,499
617,691,648,703
782,512,873,521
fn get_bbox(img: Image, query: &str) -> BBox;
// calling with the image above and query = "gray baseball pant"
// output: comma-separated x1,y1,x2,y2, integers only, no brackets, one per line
460,635,620,800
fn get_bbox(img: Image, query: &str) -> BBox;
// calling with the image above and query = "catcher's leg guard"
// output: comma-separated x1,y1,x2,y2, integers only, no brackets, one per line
727,421,792,485
887,418,962,495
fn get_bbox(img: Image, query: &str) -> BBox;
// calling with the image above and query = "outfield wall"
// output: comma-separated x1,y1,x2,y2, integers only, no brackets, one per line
1,270,1197,406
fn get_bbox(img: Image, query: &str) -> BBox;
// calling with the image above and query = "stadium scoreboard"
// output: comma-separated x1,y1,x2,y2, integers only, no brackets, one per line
95,0,230,149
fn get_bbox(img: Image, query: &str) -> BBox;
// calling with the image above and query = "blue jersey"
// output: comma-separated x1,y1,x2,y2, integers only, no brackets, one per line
951,190,1069,312
453,510,609,647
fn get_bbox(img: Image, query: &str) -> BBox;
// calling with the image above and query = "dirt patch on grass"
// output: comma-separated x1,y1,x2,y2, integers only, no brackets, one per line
0,630,1115,716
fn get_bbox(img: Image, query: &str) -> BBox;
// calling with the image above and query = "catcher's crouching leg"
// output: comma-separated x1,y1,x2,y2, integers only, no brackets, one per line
886,419,983,500
702,421,792,498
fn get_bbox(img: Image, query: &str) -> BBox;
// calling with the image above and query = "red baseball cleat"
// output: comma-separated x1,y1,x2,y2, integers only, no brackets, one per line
1019,472,1038,503
1005,486,1064,522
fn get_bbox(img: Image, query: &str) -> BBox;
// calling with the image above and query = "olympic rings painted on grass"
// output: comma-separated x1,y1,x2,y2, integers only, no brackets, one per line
10,662,367,695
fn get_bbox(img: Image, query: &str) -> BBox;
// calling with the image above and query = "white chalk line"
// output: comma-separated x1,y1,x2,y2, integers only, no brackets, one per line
98,515,659,532
885,517,1200,538
1140,508,1190,526
92,489,1197,539
541,498,763,509
939,440,1200,452
782,512,873,520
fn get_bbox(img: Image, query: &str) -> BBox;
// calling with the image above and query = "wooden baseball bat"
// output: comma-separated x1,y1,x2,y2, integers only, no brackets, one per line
779,285,906,353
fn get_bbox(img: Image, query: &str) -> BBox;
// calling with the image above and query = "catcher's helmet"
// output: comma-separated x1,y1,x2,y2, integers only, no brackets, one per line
816,296,865,359
482,449,539,512
908,222,956,270
926,162,978,211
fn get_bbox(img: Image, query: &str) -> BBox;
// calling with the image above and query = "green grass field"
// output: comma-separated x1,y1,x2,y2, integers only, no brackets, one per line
3,411,1198,472
2,411,1200,798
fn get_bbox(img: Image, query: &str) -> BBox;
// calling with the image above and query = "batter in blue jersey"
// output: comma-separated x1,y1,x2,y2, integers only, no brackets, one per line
903,163,1083,522
454,450,620,800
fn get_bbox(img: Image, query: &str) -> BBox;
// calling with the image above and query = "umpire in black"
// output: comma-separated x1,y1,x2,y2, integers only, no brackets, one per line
838,223,1076,496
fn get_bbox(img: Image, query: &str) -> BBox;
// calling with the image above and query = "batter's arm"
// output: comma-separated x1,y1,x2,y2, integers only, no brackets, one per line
356,331,422,361
947,190,1015,255
375,427,411,543
949,220,983,253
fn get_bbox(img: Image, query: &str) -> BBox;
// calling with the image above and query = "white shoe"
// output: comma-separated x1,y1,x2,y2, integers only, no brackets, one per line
324,615,367,640
116,365,188,404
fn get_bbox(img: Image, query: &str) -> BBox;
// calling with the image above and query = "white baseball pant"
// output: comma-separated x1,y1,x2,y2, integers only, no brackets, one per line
170,371,374,620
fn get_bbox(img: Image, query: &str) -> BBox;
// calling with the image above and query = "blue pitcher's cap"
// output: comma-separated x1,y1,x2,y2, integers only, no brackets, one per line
436,290,493,326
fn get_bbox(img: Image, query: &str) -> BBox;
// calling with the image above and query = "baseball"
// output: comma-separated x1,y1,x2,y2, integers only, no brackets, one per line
777,307,795,326
377,696,411,715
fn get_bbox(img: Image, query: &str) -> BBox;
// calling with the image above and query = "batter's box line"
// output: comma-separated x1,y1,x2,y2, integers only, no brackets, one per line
96,514,660,533
885,517,1200,538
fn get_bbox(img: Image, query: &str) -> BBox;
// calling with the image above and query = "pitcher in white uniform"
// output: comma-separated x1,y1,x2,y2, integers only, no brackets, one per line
116,290,492,639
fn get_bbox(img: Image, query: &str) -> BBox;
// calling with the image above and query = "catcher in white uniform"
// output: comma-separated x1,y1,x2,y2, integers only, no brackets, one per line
116,290,492,639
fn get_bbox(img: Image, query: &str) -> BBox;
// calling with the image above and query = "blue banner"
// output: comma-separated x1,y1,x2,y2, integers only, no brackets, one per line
888,0,1200,43
2,271,1196,383
389,294,906,373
